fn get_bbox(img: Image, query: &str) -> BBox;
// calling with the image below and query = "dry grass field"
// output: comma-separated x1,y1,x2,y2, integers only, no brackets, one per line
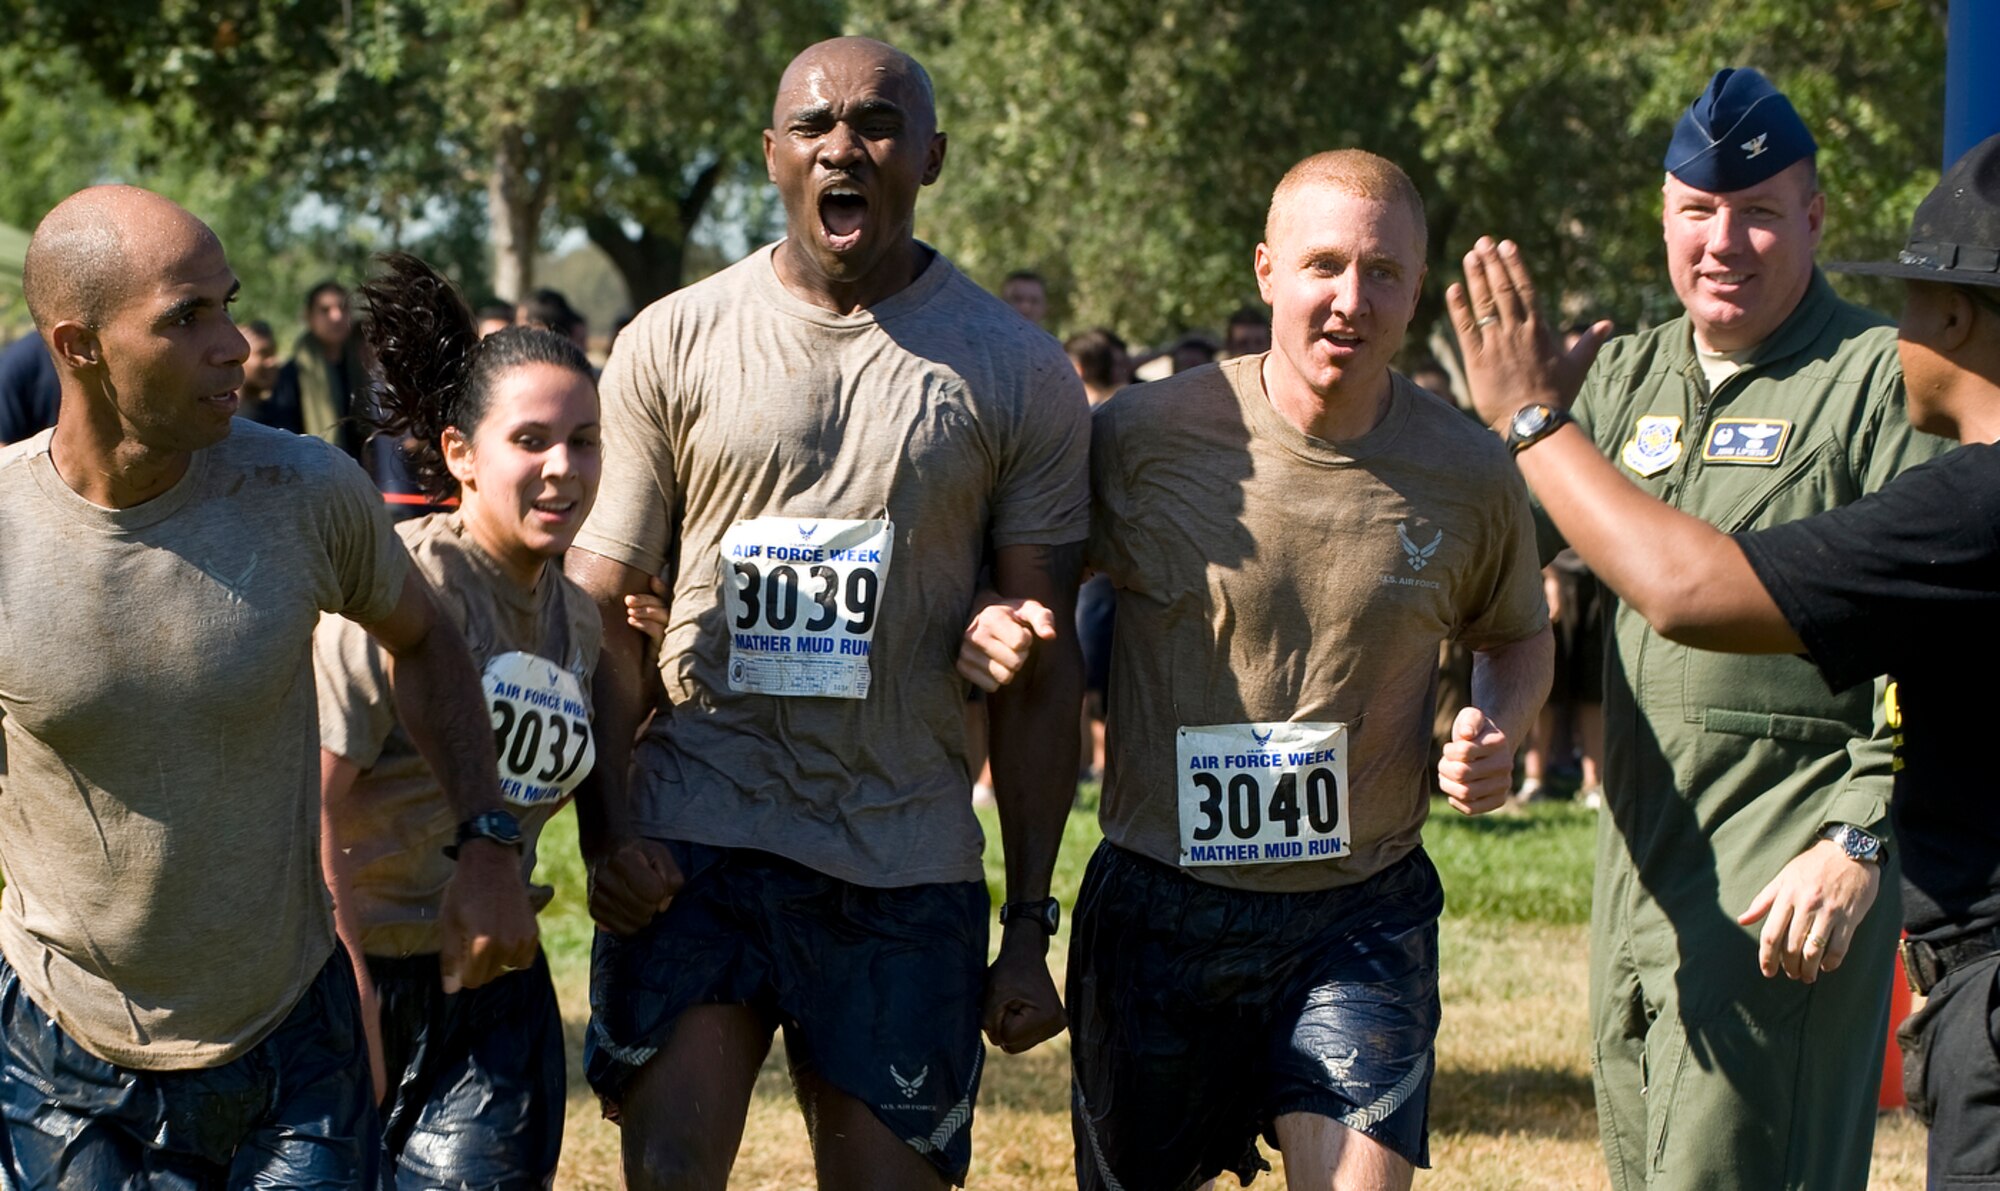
533,796,1930,1189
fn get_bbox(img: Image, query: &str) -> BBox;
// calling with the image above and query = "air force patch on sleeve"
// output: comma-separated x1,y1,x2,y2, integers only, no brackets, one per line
1701,417,1792,464
1620,415,1684,478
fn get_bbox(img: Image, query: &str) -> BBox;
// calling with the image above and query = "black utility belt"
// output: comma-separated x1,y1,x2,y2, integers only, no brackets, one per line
1901,929,2000,997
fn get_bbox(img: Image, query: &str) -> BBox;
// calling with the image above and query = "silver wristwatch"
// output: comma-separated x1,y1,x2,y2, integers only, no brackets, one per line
1820,823,1884,865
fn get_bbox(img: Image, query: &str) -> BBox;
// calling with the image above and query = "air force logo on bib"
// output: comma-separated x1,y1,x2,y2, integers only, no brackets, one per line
1176,721,1350,866
483,650,594,807
720,516,893,699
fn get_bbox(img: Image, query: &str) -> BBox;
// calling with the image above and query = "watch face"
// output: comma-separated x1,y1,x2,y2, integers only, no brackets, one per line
1513,405,1552,437
1831,825,1879,862
472,810,524,846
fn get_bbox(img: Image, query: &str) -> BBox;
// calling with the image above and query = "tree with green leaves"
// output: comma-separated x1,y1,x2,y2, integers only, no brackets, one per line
4,0,1949,336
0,39,482,332
1406,0,1947,330
11,0,837,308
857,0,1943,350
859,0,1445,343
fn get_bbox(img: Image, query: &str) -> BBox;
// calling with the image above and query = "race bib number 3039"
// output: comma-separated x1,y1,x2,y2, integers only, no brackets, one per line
483,651,594,808
1176,721,1349,866
719,517,893,699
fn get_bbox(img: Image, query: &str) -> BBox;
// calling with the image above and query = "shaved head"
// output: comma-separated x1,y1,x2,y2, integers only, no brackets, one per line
23,186,220,332
1265,150,1427,257
773,36,937,134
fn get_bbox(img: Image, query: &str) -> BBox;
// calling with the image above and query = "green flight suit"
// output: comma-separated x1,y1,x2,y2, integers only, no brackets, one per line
1558,272,1948,1191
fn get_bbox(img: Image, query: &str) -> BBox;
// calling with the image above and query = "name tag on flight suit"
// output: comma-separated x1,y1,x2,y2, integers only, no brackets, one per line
1701,417,1793,464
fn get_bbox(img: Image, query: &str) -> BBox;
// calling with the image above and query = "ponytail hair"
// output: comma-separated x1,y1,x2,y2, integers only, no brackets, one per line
360,252,594,500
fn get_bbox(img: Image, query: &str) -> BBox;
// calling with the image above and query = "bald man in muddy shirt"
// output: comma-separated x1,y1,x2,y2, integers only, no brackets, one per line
0,185,534,1187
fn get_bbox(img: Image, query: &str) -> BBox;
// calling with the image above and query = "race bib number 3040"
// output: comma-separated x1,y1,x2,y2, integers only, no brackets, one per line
1176,721,1349,866
484,651,594,808
720,517,894,699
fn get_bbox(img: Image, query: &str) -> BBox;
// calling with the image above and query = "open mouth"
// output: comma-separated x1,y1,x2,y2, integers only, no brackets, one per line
530,497,578,521
204,389,241,414
819,187,868,251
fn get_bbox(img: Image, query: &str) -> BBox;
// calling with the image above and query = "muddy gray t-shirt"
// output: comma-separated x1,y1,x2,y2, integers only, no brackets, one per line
316,513,601,957
0,422,408,1069
574,243,1089,887
1090,358,1547,893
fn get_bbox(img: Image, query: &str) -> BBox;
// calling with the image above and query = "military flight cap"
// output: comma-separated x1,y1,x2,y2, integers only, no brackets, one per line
1664,67,1817,193
1831,131,2000,290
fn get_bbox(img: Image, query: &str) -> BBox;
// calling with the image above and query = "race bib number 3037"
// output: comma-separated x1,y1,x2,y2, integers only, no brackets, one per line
1176,721,1349,866
719,517,893,699
484,651,594,808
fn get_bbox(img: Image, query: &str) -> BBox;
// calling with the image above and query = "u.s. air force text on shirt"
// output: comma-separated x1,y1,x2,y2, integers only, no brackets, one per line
1088,359,1548,894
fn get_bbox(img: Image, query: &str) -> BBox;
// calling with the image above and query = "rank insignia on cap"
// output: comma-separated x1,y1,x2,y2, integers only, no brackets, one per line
1701,416,1792,464
1665,67,1817,193
1621,415,1684,478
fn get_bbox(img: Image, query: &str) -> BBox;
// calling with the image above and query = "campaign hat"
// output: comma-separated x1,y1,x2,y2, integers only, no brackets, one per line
1664,67,1817,193
1830,132,2000,290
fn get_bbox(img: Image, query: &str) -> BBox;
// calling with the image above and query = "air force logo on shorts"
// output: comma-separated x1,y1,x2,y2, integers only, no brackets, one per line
1621,415,1684,478
1701,417,1792,465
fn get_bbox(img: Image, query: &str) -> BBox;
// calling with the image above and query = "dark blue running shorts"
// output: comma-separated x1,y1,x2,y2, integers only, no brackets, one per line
0,948,387,1190
1069,841,1443,1189
585,841,990,1184
369,948,564,1191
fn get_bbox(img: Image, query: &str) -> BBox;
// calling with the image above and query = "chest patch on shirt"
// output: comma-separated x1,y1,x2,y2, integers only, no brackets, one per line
1176,722,1349,866
484,651,594,807
1621,415,1684,478
719,517,894,699
1701,417,1793,465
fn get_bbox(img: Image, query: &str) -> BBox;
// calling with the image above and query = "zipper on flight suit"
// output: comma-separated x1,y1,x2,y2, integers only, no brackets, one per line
1634,357,1751,761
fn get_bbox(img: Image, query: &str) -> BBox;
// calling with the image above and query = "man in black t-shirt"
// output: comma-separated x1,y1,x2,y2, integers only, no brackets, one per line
1445,131,2000,1188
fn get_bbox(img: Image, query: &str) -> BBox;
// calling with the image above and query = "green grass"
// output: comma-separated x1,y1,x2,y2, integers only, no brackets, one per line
490,789,1946,1191
1423,800,1599,925
532,786,1603,971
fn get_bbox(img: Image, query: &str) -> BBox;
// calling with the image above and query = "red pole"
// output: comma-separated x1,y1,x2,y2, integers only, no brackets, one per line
1882,938,1913,1110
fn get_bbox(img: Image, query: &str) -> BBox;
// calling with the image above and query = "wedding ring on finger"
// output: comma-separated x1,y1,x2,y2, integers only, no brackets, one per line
1475,315,1500,328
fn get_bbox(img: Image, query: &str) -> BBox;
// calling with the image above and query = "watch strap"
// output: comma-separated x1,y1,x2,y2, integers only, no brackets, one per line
444,809,525,859
999,897,1060,935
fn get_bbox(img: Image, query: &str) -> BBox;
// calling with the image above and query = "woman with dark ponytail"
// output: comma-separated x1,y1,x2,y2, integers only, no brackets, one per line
313,252,601,1189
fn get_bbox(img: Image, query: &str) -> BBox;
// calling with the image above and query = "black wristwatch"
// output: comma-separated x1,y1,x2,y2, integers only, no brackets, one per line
1820,822,1885,866
1505,403,1575,455
444,809,525,860
999,897,1060,935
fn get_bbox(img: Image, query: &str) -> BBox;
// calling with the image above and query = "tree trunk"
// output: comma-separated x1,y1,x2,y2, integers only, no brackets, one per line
585,158,727,310
585,218,685,311
488,126,541,303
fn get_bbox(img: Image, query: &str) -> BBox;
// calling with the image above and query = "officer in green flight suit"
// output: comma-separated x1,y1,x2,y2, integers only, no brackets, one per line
1544,68,1950,1190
